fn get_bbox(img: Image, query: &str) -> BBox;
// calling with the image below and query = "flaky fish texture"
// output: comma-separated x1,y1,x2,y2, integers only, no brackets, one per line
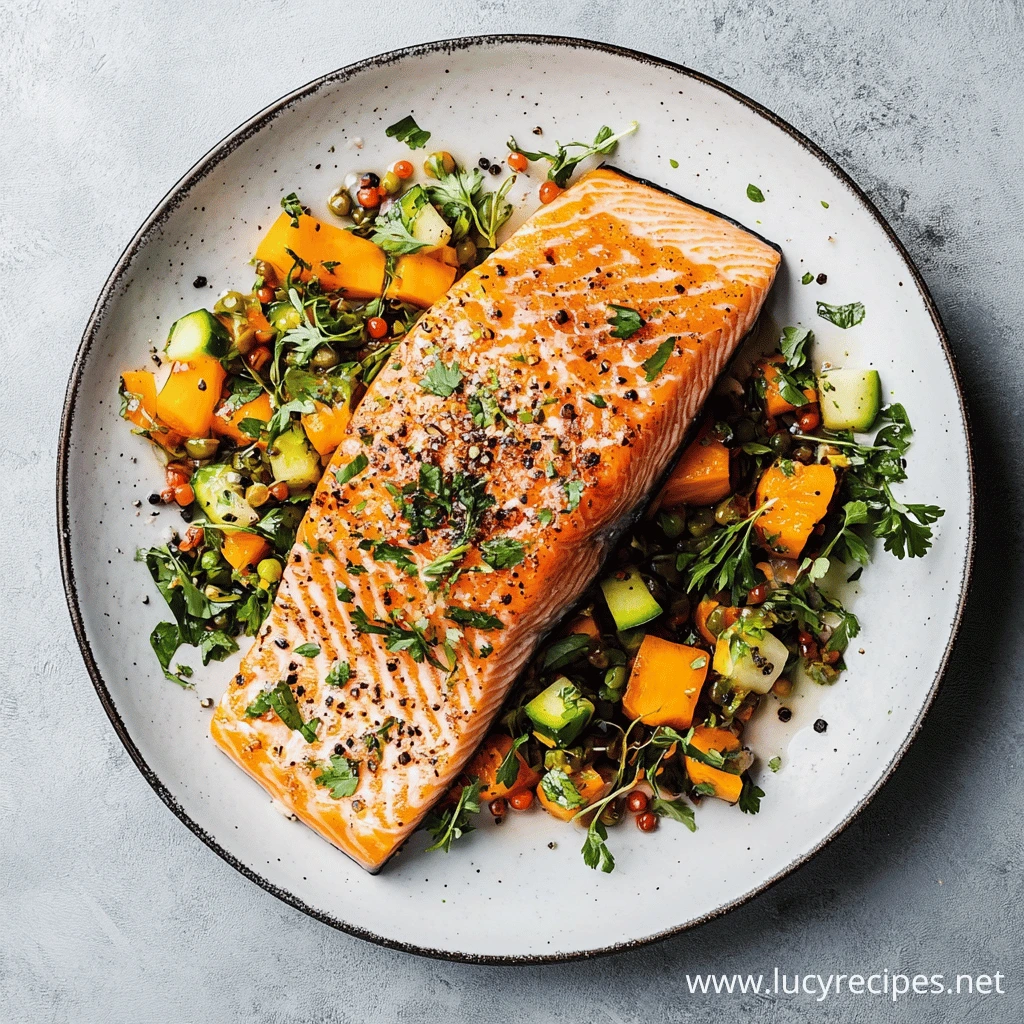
211,168,782,871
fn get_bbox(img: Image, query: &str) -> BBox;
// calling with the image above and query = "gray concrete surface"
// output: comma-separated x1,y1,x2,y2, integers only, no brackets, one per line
1,1,1022,1021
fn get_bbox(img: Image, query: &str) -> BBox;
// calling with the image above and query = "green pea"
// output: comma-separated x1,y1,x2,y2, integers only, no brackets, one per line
327,188,352,217
658,510,687,538
714,497,743,526
455,238,477,265
245,483,270,508
185,437,220,460
257,558,283,584
380,171,401,195
687,508,716,537
214,291,245,314
311,347,340,369
199,550,222,571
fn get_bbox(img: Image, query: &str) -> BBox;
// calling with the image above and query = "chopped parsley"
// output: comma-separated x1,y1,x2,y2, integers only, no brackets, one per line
425,779,483,852
746,183,765,203
817,300,866,329
280,192,304,227
641,337,676,382
384,114,431,150
606,303,645,340
325,660,351,686
335,454,369,485
480,536,526,569
446,606,504,630
419,358,463,397
293,643,320,658
244,681,319,743
314,755,360,798
495,734,530,789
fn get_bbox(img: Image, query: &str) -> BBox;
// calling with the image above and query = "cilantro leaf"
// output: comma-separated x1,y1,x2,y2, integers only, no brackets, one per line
419,358,463,398
445,606,504,630
606,304,645,340
817,300,866,329
507,122,638,188
372,541,418,575
245,681,319,743
642,337,676,382
281,192,304,227
779,325,813,370
336,584,354,603
651,796,698,830
314,755,360,799
384,114,431,150
581,819,615,873
480,536,526,570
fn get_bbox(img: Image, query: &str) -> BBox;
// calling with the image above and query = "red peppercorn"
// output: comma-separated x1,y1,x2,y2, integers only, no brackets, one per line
393,160,414,180
269,481,289,501
489,798,507,819
747,583,769,605
509,790,534,811
366,316,388,339
538,180,561,204
356,187,380,209
626,790,648,814
798,406,821,431
508,151,528,172
256,286,275,304
636,811,659,833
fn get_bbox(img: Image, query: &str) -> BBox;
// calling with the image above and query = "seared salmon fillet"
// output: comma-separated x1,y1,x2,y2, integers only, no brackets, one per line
211,168,781,872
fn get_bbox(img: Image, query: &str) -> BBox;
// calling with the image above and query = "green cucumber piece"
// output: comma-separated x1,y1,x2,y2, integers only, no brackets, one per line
166,309,230,361
712,618,789,695
192,464,258,527
817,368,881,431
269,424,322,492
600,569,663,630
398,185,452,251
267,301,302,334
525,678,595,748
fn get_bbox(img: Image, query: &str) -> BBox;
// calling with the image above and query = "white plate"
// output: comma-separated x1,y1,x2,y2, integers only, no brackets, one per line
59,36,974,962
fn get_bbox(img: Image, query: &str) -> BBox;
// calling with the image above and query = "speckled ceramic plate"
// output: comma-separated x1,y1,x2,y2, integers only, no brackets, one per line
58,36,974,962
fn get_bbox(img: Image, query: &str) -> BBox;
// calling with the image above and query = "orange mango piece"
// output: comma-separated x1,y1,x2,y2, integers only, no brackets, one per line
694,597,740,645
622,634,709,730
213,392,273,446
659,422,732,507
755,461,837,558
155,355,226,439
254,212,387,300
387,253,457,308
221,531,271,572
685,726,743,803
122,370,185,452
565,613,601,641
536,767,610,823
431,246,459,268
466,734,541,801
301,398,355,457
759,356,818,417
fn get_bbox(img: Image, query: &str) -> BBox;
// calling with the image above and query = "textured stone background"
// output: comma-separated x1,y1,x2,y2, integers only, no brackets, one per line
2,1,1022,1021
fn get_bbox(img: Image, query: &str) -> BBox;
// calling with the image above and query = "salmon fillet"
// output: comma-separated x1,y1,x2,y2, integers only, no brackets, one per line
211,168,781,872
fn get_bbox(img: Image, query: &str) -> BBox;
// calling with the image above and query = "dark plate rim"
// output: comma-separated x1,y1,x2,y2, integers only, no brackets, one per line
56,33,977,965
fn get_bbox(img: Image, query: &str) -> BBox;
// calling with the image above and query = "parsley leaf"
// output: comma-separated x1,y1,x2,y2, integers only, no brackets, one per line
336,584,354,603
651,796,697,831
540,769,586,810
335,454,369,485
419,358,463,398
480,536,526,570
495,734,530,789
314,755,360,798
245,681,319,743
281,192,304,227
294,643,320,658
738,779,765,814
768,756,782,773
541,634,591,671
746,183,765,202
425,779,483,852
445,606,504,630
817,300,866,329
642,337,676,381
801,272,814,285
581,819,615,873
606,304,645,340
564,479,584,513
372,541,418,575
384,114,431,150
779,325,812,370
507,122,638,188
350,607,448,671
325,660,351,686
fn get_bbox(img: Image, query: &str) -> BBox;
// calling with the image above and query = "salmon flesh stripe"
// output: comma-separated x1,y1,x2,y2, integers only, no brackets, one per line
210,168,782,872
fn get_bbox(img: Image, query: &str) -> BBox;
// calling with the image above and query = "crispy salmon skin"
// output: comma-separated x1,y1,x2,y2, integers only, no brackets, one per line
211,168,781,872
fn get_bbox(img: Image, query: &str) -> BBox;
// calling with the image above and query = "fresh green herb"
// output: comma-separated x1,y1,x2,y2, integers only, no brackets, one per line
606,303,645,340
350,607,448,671
314,755,360,798
372,541,418,575
768,756,782,773
336,584,354,603
564,479,585,513
325,660,351,686
480,537,526,570
507,122,638,188
419,358,464,398
446,606,504,630
495,734,530,789
801,272,814,285
542,634,591,671
746,184,765,203
693,782,717,797
779,325,812,370
370,211,429,255
669,158,679,168
427,168,514,249
738,779,765,814
540,769,586,810
293,643,320,658
384,114,431,150
281,192,304,227
642,337,676,382
392,464,493,547
821,200,830,208
537,508,554,527
817,300,866,329
425,779,483,852
650,796,697,831
245,681,320,743
581,820,615,873
335,454,369,486
586,394,607,408
685,505,770,602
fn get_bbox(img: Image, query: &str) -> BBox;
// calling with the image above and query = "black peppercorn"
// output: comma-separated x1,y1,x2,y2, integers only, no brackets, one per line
274,638,288,649
488,163,501,175
814,718,828,733
553,309,569,324
816,273,828,285
478,157,491,170
624,389,638,401
778,706,792,722
560,403,576,419
360,172,380,188
193,275,207,288
148,493,162,505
